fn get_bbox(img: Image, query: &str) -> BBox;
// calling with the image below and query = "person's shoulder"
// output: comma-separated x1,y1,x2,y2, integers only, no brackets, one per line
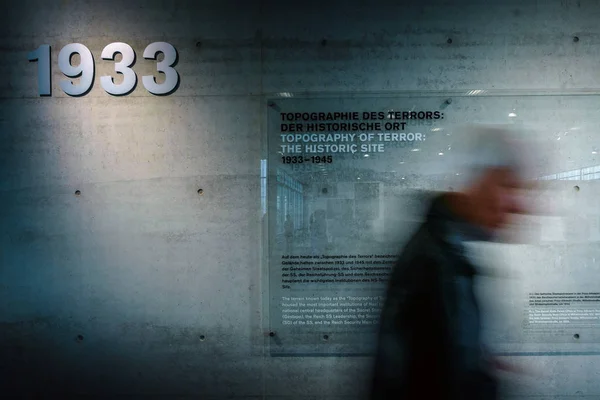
400,224,440,260
404,252,441,282
390,228,443,281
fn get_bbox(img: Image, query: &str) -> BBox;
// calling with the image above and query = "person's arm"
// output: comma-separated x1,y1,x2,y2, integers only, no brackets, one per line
404,255,457,399
485,350,532,375
373,254,456,400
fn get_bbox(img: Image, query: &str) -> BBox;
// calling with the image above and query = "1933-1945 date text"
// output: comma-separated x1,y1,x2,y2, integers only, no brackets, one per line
282,155,333,164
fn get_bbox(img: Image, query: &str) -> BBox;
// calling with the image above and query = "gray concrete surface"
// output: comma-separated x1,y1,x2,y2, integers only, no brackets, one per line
1,0,600,398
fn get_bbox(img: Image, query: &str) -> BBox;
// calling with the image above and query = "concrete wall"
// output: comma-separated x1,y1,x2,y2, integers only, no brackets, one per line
1,0,599,398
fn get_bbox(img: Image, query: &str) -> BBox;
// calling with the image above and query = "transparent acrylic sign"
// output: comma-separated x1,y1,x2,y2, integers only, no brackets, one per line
265,93,600,356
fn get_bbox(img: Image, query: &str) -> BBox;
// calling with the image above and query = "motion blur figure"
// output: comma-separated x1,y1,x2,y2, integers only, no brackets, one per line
370,125,531,400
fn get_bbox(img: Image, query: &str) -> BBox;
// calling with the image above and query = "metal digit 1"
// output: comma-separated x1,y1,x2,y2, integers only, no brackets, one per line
100,42,137,95
58,43,95,96
142,42,179,95
27,45,51,96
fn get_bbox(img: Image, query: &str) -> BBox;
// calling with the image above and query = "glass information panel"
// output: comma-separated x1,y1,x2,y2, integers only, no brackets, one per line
264,93,600,356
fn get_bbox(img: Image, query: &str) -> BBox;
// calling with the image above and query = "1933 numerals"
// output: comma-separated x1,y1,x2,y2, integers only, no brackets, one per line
28,42,179,97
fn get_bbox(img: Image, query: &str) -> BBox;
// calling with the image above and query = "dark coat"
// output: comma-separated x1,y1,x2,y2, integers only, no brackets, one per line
370,194,498,400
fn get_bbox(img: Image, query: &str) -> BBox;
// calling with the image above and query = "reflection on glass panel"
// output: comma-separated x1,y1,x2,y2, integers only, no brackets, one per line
266,93,600,356
261,159,267,216
275,168,304,237
539,164,600,181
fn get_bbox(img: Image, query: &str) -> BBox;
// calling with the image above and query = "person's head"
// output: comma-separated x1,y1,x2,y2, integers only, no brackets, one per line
451,125,531,232
460,166,524,231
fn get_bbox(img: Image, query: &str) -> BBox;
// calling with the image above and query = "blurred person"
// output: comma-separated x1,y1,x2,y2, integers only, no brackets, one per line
370,125,532,400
